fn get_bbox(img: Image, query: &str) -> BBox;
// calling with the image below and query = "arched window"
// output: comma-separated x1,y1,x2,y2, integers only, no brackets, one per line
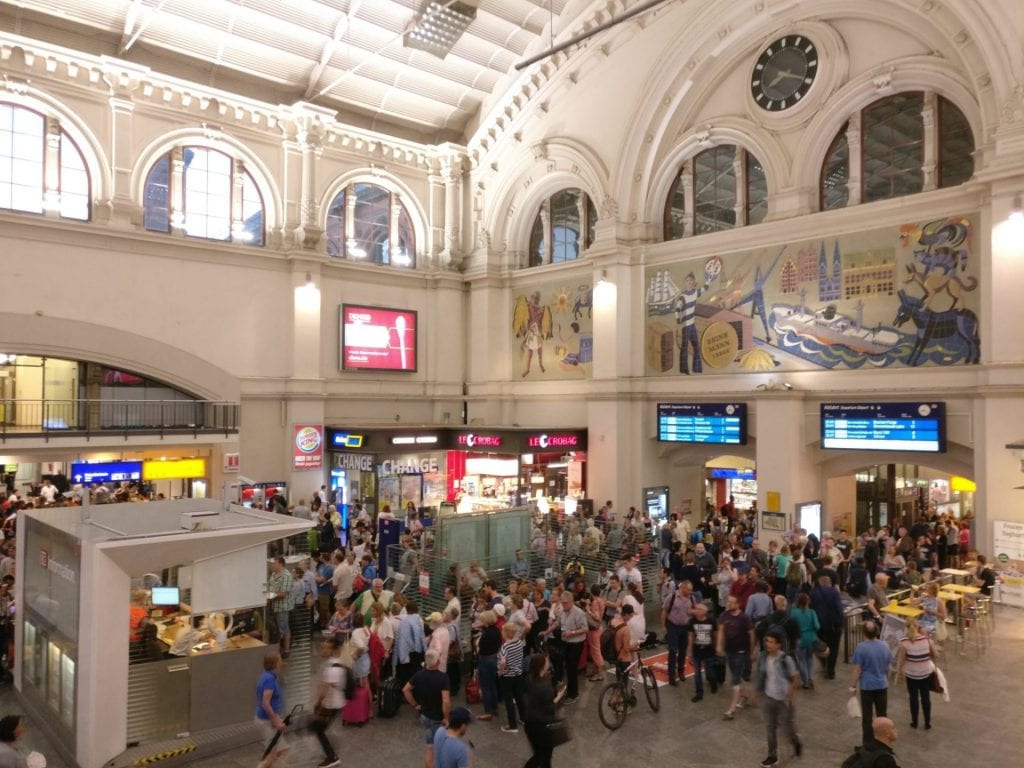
663,145,767,240
142,146,265,245
0,102,90,220
818,93,974,209
325,182,416,268
528,188,597,267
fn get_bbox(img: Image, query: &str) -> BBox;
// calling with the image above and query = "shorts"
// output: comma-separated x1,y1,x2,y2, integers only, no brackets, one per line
421,714,444,744
947,544,959,556
725,651,747,687
255,717,288,750
274,610,290,635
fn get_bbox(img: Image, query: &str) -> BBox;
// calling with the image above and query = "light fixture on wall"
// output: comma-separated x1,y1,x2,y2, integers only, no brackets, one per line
596,269,609,286
1009,194,1023,223
304,272,315,289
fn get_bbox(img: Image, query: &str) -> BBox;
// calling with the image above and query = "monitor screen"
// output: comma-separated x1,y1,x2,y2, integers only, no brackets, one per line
820,402,946,452
151,586,181,606
657,403,747,445
340,304,418,372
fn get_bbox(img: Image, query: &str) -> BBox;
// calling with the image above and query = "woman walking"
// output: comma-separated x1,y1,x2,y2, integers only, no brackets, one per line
522,653,565,768
895,616,937,729
790,593,820,689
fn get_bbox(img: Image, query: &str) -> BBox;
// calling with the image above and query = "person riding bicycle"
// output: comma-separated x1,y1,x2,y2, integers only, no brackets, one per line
614,604,640,683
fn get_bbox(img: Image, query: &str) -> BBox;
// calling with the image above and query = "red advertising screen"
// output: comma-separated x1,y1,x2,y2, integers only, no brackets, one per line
341,304,418,372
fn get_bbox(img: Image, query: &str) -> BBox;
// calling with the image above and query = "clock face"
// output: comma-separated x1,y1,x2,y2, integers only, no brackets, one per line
751,36,818,112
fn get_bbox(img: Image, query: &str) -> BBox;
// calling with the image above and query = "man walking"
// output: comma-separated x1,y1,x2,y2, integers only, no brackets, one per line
267,557,294,658
717,594,755,720
433,707,474,768
754,628,802,767
851,620,894,746
404,648,451,768
555,592,588,703
686,602,717,702
312,639,345,768
662,579,699,686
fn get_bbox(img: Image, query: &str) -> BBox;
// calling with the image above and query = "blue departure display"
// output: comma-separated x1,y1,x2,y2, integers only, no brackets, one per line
821,402,946,453
70,460,143,484
657,403,747,445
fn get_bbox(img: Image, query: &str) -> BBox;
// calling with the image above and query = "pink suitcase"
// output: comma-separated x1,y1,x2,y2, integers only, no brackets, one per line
342,685,371,726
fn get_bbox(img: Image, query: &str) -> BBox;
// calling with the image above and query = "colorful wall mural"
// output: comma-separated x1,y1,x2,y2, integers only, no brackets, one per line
511,280,594,379
644,215,980,375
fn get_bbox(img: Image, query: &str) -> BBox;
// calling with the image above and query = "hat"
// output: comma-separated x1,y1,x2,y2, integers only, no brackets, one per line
0,715,20,742
493,603,506,617
620,603,634,615
427,611,444,625
448,706,473,727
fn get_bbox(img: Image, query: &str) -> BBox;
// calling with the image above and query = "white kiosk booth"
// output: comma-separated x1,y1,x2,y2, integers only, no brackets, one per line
14,499,312,768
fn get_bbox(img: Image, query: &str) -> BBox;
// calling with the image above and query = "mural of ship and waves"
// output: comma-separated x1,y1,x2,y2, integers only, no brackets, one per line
645,215,980,375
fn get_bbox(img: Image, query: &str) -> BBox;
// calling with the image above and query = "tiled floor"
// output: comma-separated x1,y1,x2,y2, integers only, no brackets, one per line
3,607,1022,767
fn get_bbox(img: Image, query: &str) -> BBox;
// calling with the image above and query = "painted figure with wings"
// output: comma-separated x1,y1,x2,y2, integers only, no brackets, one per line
513,291,553,377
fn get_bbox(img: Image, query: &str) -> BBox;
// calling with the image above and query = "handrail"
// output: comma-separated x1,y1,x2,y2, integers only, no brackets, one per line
0,398,240,439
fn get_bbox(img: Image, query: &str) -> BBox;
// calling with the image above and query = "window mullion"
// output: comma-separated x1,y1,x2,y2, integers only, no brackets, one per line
170,146,185,235
575,193,587,255
43,115,61,217
681,161,694,238
921,91,938,192
734,150,747,226
230,158,245,242
540,199,552,266
389,191,401,265
847,112,862,206
344,185,357,257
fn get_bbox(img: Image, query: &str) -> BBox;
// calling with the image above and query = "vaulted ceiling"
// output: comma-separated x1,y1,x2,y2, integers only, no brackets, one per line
0,0,574,144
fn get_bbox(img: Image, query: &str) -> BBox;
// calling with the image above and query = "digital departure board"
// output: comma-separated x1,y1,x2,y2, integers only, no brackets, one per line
820,402,946,453
657,403,747,445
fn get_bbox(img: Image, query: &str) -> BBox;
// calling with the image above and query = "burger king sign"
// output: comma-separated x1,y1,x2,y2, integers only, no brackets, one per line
293,424,324,470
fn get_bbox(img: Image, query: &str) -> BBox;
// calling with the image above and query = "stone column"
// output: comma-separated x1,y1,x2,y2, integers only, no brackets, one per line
169,145,185,235
846,113,862,206
106,95,136,226
43,116,61,217
921,91,938,191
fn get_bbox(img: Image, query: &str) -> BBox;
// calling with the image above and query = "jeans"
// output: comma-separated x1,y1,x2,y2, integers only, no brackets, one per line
523,721,554,768
562,641,584,698
479,655,499,715
795,645,814,685
311,707,339,760
500,674,527,728
761,697,799,759
665,622,686,681
819,627,840,677
859,688,888,745
691,655,711,695
906,675,932,727
725,651,747,688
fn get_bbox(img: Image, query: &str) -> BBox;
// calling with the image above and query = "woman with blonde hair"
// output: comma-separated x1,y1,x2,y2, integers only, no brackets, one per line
475,610,501,721
914,581,946,637
895,616,937,729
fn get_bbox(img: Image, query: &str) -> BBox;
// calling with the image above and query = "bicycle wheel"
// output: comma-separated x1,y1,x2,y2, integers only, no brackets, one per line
598,682,628,730
641,665,660,712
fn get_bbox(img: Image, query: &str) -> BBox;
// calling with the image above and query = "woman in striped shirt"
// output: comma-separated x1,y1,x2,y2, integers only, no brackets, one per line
498,622,527,733
895,616,937,730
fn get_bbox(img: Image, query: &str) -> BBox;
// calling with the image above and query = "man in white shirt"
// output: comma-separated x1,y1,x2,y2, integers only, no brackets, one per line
332,551,357,606
312,639,345,768
617,556,643,590
39,480,58,504
291,499,311,520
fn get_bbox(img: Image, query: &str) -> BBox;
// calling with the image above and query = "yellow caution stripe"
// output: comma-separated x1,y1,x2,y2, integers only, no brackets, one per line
132,744,196,767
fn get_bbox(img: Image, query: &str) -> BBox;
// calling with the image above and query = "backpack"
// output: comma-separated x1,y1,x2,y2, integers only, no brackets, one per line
786,560,804,587
600,623,628,661
840,745,885,768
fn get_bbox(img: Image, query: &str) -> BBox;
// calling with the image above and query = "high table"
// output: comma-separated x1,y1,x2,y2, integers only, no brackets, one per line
882,602,923,618
941,583,981,595
940,568,973,585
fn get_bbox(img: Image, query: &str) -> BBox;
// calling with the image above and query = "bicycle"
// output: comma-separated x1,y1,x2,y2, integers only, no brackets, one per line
597,653,660,730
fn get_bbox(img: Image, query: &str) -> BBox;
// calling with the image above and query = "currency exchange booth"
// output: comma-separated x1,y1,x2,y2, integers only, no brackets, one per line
15,499,311,768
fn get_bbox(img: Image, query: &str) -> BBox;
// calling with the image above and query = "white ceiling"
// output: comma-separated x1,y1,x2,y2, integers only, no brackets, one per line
0,0,573,143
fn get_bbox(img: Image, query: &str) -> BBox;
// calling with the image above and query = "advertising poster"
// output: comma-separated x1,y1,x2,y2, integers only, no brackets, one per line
993,520,1024,608
645,214,980,375
293,425,324,471
341,304,417,371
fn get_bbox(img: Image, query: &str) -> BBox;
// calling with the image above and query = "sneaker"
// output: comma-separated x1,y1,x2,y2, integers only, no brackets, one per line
563,696,578,704
318,759,341,768
691,694,703,703
669,679,679,687
722,710,735,720
501,726,519,734
760,756,779,767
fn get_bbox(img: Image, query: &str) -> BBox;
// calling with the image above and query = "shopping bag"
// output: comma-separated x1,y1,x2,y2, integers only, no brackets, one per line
846,694,861,719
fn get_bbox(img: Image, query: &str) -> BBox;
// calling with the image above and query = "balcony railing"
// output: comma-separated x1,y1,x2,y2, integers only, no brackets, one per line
0,399,240,439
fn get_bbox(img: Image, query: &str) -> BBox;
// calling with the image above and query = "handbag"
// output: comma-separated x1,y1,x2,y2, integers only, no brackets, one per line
935,619,948,642
545,718,572,747
811,639,830,658
337,639,355,669
929,670,944,694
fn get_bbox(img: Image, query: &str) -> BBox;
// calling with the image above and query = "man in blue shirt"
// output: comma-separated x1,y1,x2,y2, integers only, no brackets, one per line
510,549,529,580
851,620,894,746
433,706,474,768
255,652,287,768
396,599,427,684
315,551,335,630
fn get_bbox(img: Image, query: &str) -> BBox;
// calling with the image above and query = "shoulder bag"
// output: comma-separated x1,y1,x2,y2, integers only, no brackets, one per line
546,718,572,747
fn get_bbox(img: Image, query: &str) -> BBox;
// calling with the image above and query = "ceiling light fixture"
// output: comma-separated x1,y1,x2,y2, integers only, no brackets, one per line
404,1,477,59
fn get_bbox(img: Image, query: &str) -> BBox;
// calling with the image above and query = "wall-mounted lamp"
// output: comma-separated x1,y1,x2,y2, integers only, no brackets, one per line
1009,194,1023,224
304,272,315,289
596,269,609,286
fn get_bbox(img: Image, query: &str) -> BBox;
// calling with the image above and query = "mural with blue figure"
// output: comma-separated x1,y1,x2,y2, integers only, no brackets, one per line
644,214,980,375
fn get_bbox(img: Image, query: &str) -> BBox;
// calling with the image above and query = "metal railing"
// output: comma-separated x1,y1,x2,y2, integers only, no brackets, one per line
0,398,239,439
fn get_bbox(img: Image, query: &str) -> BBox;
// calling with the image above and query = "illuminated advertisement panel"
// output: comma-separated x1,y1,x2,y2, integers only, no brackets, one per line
341,304,417,372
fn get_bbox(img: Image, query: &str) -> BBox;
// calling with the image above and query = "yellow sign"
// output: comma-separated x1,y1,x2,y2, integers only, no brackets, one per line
950,475,976,493
766,491,781,513
143,458,206,480
700,321,739,369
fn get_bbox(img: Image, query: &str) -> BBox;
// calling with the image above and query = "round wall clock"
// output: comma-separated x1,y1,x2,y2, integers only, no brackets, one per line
750,35,818,112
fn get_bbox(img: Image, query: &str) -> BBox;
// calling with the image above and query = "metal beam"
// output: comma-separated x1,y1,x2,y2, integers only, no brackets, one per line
120,0,172,54
305,0,363,99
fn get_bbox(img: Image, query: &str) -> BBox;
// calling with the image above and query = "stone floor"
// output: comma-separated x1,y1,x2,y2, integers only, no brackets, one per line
3,606,1023,768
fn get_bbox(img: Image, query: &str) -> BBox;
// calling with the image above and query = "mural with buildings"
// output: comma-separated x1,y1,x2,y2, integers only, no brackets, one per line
511,281,594,379
645,214,980,375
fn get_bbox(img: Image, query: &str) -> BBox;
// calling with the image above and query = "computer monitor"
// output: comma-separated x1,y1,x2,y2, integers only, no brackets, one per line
151,586,181,606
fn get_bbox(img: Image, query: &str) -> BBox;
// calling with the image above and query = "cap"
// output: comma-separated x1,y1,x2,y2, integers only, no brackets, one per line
448,706,473,727
493,603,506,617
427,612,444,624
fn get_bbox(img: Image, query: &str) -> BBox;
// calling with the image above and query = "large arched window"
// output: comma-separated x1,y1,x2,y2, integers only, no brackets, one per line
663,145,767,240
528,188,597,267
819,92,974,209
325,182,415,268
142,146,264,245
0,102,90,220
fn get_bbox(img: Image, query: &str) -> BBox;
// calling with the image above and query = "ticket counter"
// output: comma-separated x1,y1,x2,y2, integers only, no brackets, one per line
15,499,312,768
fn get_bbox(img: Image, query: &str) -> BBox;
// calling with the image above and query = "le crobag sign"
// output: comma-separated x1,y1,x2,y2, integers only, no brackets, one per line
341,304,417,372
293,425,324,471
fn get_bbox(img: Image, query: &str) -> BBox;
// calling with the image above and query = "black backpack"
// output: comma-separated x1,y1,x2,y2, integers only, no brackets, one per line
600,623,628,661
840,745,884,768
